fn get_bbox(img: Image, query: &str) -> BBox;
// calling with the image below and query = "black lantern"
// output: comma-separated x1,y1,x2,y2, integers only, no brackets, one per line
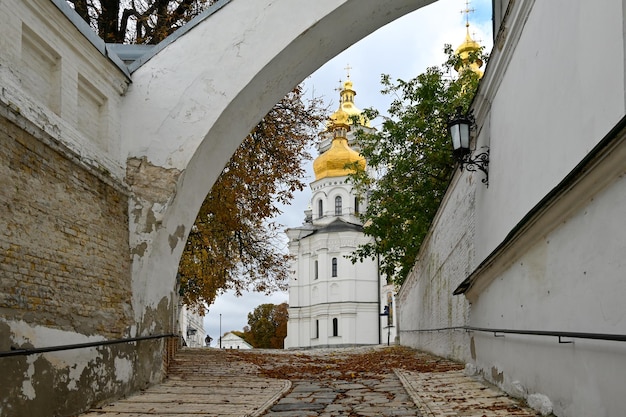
448,107,489,185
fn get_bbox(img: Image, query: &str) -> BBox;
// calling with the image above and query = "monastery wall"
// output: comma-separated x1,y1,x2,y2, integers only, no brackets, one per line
396,168,476,362
0,0,129,179
0,2,168,416
467,149,626,417
0,110,167,417
399,1,626,415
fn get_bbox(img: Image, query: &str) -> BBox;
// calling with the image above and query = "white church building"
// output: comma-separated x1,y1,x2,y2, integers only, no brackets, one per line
284,79,396,349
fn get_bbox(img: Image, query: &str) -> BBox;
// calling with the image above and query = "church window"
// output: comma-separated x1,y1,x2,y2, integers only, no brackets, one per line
318,200,323,218
354,197,359,214
315,320,319,339
332,318,339,337
335,196,342,215
314,260,318,280
332,258,337,277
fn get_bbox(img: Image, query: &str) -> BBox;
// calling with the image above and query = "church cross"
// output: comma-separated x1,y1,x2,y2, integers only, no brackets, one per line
344,64,352,79
334,79,343,93
461,0,475,27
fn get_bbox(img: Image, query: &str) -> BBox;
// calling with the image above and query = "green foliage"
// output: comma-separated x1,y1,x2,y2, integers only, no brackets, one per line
348,45,486,286
239,303,289,349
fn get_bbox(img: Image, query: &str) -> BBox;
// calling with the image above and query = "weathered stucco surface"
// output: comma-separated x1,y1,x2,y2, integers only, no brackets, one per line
2,0,438,415
0,110,170,416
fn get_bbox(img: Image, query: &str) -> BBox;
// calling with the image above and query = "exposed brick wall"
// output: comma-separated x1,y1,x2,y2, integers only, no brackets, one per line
0,116,132,338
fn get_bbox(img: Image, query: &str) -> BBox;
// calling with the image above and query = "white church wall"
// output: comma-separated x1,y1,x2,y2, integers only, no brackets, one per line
285,228,382,348
476,0,625,262
397,168,476,361
311,180,356,220
468,169,626,417
399,0,626,415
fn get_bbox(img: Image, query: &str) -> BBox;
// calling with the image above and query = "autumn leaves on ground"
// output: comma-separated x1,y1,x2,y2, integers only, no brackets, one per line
231,346,463,381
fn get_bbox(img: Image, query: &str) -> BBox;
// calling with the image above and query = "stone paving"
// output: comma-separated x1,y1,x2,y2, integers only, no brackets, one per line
79,346,544,417
262,376,418,417
79,348,290,417
396,369,541,417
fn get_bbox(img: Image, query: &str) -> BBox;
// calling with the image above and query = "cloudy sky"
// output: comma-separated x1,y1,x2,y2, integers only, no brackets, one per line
203,0,493,346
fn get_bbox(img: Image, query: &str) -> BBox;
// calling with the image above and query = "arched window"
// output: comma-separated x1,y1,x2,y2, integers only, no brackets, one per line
332,318,339,337
354,197,359,214
314,260,318,280
315,320,319,339
335,196,342,215
318,199,323,219
331,257,337,277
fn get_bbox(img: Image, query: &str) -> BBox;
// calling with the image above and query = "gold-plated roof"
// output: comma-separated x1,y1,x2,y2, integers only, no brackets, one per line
454,26,483,77
338,79,371,127
324,78,371,129
313,108,366,180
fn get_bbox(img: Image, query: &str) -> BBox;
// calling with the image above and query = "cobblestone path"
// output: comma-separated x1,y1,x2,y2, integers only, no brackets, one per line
79,346,544,417
246,346,542,417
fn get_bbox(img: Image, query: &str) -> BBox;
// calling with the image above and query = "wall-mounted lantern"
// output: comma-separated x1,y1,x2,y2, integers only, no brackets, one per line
448,107,489,185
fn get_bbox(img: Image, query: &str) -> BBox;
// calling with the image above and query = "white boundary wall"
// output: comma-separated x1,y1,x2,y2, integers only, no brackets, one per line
398,1,626,416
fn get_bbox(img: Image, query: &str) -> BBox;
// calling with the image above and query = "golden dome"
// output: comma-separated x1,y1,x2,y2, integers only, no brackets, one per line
313,108,366,180
455,27,483,77
325,78,371,129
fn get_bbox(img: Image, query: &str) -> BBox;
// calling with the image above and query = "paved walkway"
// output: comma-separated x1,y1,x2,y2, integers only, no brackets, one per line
80,349,290,417
81,346,543,417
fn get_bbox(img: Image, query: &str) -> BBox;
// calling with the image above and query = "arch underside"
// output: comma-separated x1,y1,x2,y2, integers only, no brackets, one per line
123,0,438,316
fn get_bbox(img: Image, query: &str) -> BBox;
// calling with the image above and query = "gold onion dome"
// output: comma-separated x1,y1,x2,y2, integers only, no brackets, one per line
313,108,366,180
455,26,483,77
338,79,371,127
325,79,371,129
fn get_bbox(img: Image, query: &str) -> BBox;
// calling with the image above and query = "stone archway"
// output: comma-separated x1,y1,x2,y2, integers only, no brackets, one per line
122,0,438,333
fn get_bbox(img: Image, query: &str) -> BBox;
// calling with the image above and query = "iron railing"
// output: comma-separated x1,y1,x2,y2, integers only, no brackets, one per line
400,326,626,344
0,333,179,358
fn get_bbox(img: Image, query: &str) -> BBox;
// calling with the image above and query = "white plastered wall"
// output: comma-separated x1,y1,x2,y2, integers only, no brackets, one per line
398,2,626,415
476,0,625,260
469,170,626,417
461,0,626,415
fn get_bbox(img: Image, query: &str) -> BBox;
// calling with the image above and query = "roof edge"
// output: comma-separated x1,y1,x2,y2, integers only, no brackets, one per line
49,0,130,78
127,0,233,73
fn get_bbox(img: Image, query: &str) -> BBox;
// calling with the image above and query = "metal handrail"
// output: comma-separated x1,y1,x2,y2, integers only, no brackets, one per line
0,333,179,358
400,326,626,343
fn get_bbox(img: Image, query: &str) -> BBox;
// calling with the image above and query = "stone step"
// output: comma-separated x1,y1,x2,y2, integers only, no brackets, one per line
81,348,290,417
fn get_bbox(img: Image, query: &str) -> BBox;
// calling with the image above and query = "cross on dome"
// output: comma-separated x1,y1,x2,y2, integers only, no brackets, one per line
460,0,475,28
455,0,483,78
344,64,352,79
